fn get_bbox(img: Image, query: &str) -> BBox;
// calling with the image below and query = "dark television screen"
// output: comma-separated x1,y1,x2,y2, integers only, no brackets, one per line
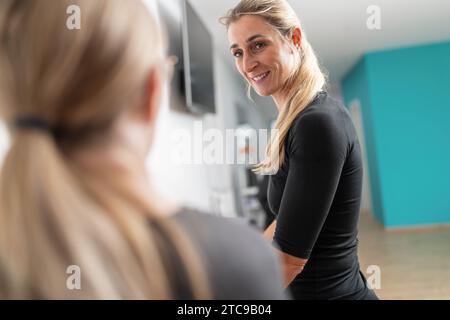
182,1,216,114
156,0,187,113
156,0,215,115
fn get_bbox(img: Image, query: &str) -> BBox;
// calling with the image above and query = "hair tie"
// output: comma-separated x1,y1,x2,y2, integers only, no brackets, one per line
15,116,51,133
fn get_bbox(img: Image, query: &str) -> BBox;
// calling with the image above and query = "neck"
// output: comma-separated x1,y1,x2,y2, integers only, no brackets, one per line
71,124,179,217
272,89,289,112
71,123,147,178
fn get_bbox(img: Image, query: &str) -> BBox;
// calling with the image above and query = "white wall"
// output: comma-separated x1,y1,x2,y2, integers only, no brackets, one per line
0,122,9,165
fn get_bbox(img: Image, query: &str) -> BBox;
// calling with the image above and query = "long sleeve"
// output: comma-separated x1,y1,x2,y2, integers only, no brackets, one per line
273,110,348,259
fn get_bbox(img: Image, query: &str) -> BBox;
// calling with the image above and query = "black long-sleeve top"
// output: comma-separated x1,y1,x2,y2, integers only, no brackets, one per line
268,91,374,299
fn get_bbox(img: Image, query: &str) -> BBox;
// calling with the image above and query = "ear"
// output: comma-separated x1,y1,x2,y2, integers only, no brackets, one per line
291,27,302,49
143,67,163,124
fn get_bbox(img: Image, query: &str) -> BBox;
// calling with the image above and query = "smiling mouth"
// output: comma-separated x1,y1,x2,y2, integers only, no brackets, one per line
251,71,270,82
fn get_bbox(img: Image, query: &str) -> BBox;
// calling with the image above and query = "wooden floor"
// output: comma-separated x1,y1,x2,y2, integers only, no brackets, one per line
357,212,450,299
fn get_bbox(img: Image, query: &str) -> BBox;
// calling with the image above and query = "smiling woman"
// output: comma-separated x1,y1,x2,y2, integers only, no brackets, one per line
221,0,379,300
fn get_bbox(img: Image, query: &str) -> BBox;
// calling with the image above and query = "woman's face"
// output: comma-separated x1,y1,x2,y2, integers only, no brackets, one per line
228,15,296,98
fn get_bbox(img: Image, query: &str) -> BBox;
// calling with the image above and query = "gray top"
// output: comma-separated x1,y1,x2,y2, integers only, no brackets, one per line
160,208,287,300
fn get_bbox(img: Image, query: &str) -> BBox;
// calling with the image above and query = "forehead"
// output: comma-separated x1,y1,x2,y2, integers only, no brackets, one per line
227,15,276,46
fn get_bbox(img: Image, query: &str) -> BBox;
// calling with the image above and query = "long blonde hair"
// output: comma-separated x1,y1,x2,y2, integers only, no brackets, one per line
221,0,326,174
0,0,209,299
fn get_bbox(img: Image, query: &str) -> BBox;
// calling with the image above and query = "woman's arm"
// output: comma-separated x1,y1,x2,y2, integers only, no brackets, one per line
264,220,308,287
263,220,276,241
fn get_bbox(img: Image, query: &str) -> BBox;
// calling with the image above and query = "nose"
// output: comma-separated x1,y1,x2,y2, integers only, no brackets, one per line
242,54,258,74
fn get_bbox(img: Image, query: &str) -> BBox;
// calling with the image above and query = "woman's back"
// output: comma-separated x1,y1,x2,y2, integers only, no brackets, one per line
161,209,286,299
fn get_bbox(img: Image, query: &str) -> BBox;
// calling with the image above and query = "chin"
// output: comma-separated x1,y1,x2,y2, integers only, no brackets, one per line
254,88,274,97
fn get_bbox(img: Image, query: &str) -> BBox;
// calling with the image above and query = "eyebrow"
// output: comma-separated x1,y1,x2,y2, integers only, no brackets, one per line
230,34,266,50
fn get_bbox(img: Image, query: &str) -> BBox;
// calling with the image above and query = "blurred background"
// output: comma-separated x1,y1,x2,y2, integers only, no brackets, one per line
1,0,449,299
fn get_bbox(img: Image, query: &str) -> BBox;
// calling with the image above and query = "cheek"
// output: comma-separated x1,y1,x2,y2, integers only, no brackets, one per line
279,50,295,75
264,51,284,74
267,54,283,78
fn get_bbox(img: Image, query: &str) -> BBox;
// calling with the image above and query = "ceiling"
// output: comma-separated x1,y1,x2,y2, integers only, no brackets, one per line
190,0,450,84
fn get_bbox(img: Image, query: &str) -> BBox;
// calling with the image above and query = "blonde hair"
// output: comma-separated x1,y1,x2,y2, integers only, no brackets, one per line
0,0,210,299
220,0,327,174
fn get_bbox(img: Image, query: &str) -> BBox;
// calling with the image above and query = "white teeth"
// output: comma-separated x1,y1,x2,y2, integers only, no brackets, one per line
252,72,269,81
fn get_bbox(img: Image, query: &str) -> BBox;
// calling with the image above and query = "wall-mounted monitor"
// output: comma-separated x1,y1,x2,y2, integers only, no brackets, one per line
156,0,215,115
182,0,216,114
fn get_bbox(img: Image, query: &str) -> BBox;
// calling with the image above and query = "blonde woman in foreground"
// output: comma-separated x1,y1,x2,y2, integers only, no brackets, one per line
0,0,286,299
222,0,379,300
